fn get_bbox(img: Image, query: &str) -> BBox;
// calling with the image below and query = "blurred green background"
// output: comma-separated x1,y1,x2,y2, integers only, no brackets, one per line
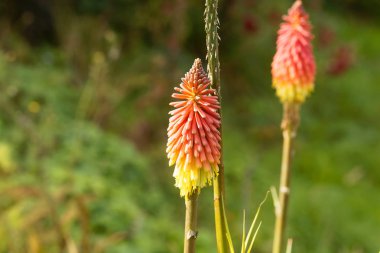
0,0,379,252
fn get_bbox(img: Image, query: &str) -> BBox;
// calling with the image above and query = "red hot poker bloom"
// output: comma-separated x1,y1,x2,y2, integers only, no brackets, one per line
272,0,316,104
167,58,221,197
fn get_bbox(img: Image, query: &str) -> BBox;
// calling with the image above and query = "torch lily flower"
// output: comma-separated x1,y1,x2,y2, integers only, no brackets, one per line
167,58,221,197
272,0,316,104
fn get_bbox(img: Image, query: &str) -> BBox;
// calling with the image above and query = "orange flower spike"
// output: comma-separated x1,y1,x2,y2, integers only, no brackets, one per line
272,0,316,104
167,58,221,197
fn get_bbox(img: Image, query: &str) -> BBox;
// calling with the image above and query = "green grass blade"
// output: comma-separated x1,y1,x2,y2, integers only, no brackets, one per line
222,196,235,253
270,186,279,213
286,238,293,253
226,232,235,253
247,221,262,253
244,191,269,249
241,210,246,253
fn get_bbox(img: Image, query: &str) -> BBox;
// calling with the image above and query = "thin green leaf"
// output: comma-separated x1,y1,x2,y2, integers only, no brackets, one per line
270,186,279,213
222,196,235,253
245,191,269,249
226,232,235,253
240,210,246,253
247,221,262,253
286,238,293,253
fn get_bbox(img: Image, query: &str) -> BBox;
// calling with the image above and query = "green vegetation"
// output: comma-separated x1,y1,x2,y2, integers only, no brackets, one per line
0,0,379,252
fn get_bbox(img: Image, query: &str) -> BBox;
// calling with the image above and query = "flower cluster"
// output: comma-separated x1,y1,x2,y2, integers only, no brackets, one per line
167,59,221,197
272,0,316,104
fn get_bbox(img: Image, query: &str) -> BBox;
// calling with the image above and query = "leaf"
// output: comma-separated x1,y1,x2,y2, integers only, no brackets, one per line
244,191,269,250
247,221,262,253
286,238,293,253
222,195,235,253
240,210,246,253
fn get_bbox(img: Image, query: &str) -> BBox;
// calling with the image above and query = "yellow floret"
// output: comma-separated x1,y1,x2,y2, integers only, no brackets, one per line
274,81,314,104
173,161,219,197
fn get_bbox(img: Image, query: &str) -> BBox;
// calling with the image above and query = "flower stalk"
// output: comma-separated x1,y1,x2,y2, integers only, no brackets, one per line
167,58,221,253
205,0,228,252
272,103,299,253
184,193,199,253
271,1,316,252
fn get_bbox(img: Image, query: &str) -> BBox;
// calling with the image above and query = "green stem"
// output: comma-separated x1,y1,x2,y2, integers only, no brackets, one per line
213,172,226,253
184,193,199,253
205,0,227,252
272,103,299,253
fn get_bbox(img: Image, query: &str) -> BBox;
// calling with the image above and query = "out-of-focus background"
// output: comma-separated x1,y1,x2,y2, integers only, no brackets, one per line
0,0,379,252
